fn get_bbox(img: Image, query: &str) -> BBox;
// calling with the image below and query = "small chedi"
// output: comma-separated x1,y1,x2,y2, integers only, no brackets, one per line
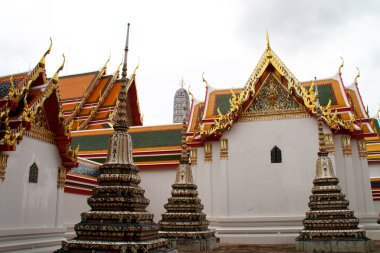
158,117,219,251
57,39,175,251
295,83,373,253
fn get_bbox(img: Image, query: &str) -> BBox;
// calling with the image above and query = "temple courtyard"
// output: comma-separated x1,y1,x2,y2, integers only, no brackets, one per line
196,241,380,253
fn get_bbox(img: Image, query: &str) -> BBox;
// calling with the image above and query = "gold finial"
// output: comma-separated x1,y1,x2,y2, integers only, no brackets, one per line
39,38,53,67
338,56,344,75
354,67,360,84
265,30,272,58
53,54,66,84
188,86,194,100
202,72,209,88
102,54,111,73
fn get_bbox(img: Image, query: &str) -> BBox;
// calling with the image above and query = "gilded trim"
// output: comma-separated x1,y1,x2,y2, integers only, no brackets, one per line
0,152,9,182
239,112,310,122
57,166,67,189
341,135,352,157
220,139,228,159
190,148,198,166
204,144,212,163
357,139,367,159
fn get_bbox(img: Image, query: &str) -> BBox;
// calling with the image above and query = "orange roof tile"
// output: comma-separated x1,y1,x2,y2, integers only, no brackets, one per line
87,76,111,103
59,71,99,99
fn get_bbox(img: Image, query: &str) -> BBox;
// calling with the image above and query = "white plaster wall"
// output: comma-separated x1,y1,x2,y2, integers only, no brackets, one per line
139,167,176,222
0,136,62,229
63,192,90,226
369,163,380,178
210,117,322,218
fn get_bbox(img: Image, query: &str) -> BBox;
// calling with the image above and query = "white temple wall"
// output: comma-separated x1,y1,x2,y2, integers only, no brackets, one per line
63,192,90,238
333,135,348,195
214,117,318,218
0,136,65,252
139,167,176,222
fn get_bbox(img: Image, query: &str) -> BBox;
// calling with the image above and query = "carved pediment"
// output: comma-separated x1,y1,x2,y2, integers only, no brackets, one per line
244,73,306,116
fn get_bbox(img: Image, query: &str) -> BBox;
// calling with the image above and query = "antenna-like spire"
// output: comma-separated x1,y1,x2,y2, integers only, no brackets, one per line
180,105,189,163
314,77,327,154
266,29,270,50
121,23,130,81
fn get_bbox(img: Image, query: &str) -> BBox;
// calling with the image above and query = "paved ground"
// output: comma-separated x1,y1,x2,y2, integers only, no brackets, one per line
189,241,380,253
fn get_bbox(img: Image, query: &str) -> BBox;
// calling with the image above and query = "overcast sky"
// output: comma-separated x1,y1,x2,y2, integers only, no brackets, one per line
1,0,380,125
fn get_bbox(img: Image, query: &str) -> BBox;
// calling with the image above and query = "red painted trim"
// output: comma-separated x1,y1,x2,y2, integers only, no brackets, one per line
139,163,178,169
133,150,181,156
66,174,97,185
64,186,93,196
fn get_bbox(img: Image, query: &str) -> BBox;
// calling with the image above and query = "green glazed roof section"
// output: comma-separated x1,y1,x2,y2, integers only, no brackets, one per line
214,94,233,115
374,118,380,135
72,129,182,151
305,84,337,106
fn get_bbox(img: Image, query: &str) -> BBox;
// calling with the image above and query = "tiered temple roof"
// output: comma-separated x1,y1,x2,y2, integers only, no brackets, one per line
0,40,78,181
186,41,377,146
58,62,142,131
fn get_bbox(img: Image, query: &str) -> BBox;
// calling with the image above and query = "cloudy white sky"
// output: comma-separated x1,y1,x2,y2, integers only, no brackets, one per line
1,0,380,125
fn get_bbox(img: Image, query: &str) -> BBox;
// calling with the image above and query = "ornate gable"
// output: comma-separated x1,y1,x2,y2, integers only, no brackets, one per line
246,73,305,116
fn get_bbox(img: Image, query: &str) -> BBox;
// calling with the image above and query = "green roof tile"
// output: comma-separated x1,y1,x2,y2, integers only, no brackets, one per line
72,129,182,151
374,118,380,135
214,94,233,115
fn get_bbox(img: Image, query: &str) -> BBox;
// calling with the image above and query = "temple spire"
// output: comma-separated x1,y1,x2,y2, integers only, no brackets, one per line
112,23,131,132
121,23,130,81
266,29,270,50
314,77,328,155
180,112,189,164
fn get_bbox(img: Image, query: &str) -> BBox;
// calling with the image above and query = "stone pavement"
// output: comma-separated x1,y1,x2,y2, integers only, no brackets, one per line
184,241,380,253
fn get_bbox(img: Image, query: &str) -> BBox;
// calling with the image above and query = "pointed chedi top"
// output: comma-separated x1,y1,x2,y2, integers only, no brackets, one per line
112,23,131,132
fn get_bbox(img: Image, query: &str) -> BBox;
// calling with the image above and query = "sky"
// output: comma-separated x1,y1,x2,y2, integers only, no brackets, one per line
1,0,380,125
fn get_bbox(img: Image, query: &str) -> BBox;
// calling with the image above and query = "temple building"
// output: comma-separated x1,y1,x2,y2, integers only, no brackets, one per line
0,41,78,252
0,31,373,251
59,34,380,245
184,35,379,243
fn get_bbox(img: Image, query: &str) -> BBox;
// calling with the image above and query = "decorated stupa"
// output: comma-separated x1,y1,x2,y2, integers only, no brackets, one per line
158,115,219,251
57,25,175,253
295,81,373,253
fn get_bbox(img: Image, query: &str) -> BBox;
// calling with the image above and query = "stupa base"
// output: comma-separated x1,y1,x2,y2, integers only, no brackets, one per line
295,238,373,253
55,238,177,253
166,237,219,252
